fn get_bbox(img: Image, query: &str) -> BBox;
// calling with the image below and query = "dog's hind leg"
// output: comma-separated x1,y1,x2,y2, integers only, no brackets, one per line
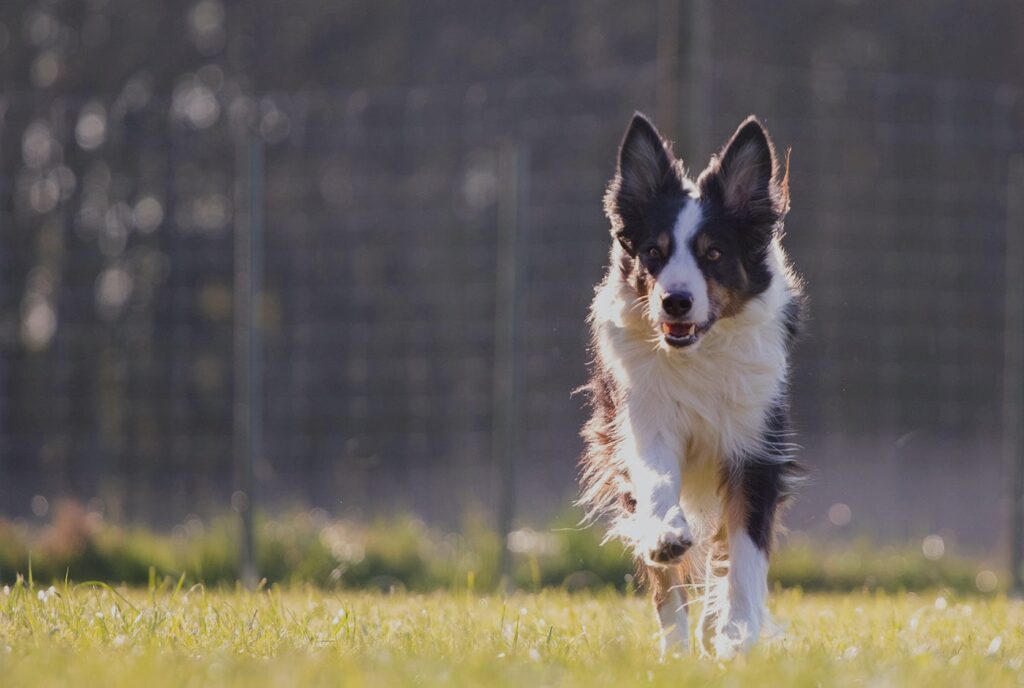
650,564,689,657
695,536,729,657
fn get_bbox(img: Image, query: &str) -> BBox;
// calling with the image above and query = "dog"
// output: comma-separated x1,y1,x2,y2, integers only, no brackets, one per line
578,113,804,658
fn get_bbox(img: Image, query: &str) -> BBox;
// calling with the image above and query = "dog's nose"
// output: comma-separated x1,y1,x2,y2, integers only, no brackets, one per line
662,292,693,318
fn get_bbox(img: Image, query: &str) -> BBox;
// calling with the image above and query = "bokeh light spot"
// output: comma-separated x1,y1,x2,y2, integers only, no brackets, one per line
975,569,998,593
30,495,49,517
96,267,134,320
922,534,945,560
828,502,852,526
76,104,108,150
31,51,61,88
132,196,164,233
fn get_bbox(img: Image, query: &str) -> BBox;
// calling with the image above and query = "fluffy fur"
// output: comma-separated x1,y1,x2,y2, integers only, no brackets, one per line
578,113,805,658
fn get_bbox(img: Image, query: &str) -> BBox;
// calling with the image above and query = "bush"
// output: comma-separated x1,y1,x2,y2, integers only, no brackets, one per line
0,500,1000,594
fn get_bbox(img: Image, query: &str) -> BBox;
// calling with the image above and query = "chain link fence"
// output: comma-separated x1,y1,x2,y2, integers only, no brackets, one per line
1,30,1022,551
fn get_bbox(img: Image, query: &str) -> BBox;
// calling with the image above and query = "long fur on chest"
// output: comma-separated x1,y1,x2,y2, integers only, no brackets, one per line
578,241,801,543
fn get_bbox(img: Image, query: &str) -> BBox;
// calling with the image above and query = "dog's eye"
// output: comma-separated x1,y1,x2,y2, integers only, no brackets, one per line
646,247,663,260
706,247,723,262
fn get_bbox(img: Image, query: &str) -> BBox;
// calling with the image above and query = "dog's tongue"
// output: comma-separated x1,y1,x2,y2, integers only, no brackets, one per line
662,322,695,338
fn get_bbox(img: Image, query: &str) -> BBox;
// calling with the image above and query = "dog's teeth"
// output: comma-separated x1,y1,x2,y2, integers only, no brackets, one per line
686,324,696,336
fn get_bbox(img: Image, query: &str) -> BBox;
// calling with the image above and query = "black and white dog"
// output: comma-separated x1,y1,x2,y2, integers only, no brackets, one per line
579,113,804,658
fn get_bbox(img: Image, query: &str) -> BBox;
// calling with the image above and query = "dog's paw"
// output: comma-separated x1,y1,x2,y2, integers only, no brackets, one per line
643,519,694,567
712,619,759,660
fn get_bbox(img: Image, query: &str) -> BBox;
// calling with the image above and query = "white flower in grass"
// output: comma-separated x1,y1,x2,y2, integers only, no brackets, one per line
987,636,1003,656
37,586,57,603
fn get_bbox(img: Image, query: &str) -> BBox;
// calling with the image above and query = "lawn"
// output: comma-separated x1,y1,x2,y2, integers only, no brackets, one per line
1,582,1022,687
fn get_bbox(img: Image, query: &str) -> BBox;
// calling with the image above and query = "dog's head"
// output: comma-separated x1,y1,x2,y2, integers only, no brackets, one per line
603,113,789,350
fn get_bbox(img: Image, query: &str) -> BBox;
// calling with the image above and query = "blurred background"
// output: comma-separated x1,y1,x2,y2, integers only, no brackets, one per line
1,0,1023,590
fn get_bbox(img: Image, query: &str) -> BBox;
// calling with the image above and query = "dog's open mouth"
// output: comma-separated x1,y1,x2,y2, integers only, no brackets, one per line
661,321,699,347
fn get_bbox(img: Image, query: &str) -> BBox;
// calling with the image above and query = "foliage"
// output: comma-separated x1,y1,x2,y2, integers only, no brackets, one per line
0,500,1002,595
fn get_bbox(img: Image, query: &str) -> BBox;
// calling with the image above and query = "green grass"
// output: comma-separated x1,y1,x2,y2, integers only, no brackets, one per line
1,581,1023,686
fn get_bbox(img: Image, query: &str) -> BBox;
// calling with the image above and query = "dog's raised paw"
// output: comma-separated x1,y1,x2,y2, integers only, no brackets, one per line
645,524,693,566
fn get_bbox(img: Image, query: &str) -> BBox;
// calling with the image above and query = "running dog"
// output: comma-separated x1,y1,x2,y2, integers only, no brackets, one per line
579,112,804,658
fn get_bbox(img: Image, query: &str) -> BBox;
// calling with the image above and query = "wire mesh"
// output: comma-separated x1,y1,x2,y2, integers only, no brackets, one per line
0,35,1022,549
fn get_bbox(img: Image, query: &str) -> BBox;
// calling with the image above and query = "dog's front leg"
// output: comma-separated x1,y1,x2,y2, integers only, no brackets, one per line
619,428,693,654
622,431,693,568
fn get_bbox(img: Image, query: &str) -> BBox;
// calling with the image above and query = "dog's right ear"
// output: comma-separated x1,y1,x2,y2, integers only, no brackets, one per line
604,113,674,255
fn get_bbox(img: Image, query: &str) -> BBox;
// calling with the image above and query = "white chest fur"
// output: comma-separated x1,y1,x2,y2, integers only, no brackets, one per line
592,243,794,534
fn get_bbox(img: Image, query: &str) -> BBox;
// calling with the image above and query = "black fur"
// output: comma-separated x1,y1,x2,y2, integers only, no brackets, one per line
604,114,791,320
782,295,806,343
604,113,690,258
730,403,805,553
579,112,805,558
690,214,772,303
697,117,789,300
579,112,806,656
605,113,693,297
578,356,634,523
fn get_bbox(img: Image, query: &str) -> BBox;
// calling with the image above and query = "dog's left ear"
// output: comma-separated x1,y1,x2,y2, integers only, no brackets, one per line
699,116,789,227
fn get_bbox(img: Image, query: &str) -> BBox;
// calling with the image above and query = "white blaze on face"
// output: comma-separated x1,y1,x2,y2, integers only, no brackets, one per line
651,199,710,324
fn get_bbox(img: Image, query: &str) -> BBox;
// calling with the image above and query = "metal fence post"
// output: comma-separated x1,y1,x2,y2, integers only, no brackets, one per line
1006,155,1024,595
234,127,264,588
655,0,680,132
685,0,712,157
493,141,527,588
656,0,710,152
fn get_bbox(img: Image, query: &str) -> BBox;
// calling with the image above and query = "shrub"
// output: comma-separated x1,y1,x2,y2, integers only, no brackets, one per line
0,500,999,594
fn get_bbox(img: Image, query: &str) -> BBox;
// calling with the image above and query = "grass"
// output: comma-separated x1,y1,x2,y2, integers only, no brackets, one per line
1,580,1023,686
